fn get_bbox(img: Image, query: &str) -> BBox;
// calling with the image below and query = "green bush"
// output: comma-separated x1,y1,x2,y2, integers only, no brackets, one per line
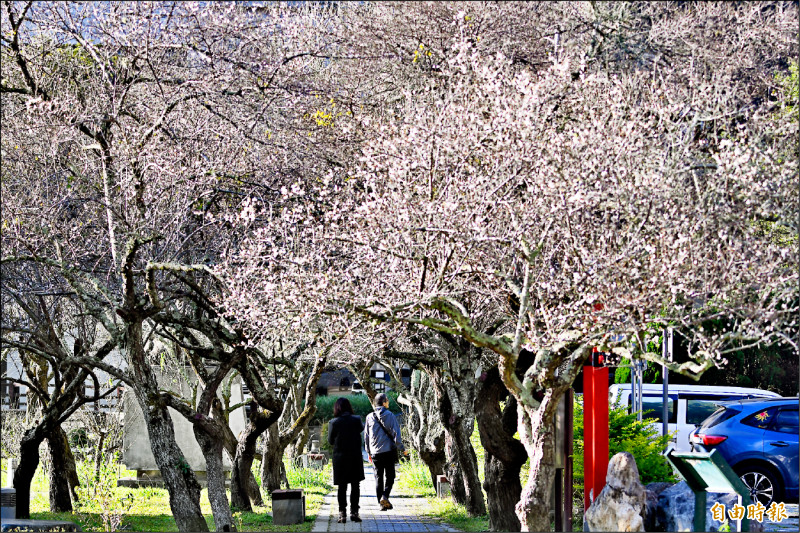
312,390,401,423
573,395,675,496
319,420,333,453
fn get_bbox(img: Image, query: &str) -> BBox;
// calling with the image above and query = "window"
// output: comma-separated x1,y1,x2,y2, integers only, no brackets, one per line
741,407,778,429
628,395,677,423
687,399,725,426
771,409,799,434
373,371,385,379
683,395,746,425
699,407,741,429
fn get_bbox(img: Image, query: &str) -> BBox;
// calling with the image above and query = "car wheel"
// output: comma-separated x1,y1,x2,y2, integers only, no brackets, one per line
736,465,782,507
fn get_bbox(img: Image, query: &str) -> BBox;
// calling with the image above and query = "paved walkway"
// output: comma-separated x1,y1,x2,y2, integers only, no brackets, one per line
312,464,459,532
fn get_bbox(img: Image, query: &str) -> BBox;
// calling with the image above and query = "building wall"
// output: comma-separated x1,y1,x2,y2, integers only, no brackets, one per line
121,366,246,472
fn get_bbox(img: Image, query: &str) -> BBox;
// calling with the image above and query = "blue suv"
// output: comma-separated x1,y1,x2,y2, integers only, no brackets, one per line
690,397,798,507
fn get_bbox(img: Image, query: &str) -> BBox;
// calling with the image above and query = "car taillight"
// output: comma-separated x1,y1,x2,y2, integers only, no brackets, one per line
693,434,727,446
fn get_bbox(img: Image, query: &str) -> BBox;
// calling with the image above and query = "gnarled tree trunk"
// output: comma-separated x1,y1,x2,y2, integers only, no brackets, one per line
444,432,467,505
47,426,80,512
195,428,236,532
476,367,527,532
139,398,209,532
261,424,289,494
230,406,280,511
289,427,310,461
259,353,326,494
230,446,265,511
13,428,45,519
420,447,447,490
516,391,560,532
127,318,209,533
437,373,485,516
395,368,447,489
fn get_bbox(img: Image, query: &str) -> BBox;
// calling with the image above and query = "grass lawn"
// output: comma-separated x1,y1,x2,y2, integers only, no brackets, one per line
394,453,490,532
1,457,331,532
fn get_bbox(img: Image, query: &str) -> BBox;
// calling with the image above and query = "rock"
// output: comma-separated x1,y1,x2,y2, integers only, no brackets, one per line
643,482,673,531
655,481,694,532
584,452,646,532
654,481,764,532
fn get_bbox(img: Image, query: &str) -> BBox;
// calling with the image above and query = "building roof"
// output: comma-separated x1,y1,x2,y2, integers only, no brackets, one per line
317,368,357,389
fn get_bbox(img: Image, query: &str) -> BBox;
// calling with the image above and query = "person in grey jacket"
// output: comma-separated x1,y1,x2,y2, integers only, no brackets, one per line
364,392,405,511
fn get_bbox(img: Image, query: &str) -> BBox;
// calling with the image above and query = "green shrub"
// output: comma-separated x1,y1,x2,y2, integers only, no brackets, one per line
573,395,675,497
319,420,333,453
74,450,136,532
312,390,401,423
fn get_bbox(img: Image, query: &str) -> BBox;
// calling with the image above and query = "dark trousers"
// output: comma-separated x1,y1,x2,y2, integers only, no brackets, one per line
373,450,396,501
337,482,360,514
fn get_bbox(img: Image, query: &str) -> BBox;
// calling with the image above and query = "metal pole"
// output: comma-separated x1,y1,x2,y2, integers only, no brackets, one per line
564,388,574,532
638,362,643,420
693,490,707,533
662,328,670,438
634,360,643,422
555,468,563,532
6,458,15,487
631,362,637,420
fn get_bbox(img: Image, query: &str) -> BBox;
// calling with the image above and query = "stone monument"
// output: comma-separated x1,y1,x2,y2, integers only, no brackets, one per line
119,365,247,487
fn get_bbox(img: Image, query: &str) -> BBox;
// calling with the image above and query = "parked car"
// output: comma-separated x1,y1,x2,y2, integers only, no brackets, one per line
689,397,799,507
609,384,780,452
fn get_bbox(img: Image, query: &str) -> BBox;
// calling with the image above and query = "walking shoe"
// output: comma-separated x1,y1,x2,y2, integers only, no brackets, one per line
350,513,362,522
380,498,393,510
337,512,347,523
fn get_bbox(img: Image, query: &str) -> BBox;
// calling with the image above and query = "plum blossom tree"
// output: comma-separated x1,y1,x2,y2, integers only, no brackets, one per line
2,1,346,529
5,1,797,531
0,277,118,517
385,327,490,516
222,3,797,529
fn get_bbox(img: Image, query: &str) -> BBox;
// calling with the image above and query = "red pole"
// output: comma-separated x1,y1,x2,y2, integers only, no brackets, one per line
584,366,594,510
584,350,609,510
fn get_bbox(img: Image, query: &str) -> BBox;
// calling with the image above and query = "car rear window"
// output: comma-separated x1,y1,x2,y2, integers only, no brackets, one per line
741,407,779,429
688,400,729,425
700,406,740,429
772,409,799,434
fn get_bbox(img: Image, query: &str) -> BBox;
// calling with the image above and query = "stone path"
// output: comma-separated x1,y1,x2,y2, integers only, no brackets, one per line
311,464,459,532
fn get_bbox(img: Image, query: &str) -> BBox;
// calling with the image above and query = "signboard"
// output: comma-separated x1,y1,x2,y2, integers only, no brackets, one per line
665,449,752,532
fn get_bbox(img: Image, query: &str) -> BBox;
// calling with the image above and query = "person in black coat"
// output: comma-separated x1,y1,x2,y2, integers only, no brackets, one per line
327,397,365,523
